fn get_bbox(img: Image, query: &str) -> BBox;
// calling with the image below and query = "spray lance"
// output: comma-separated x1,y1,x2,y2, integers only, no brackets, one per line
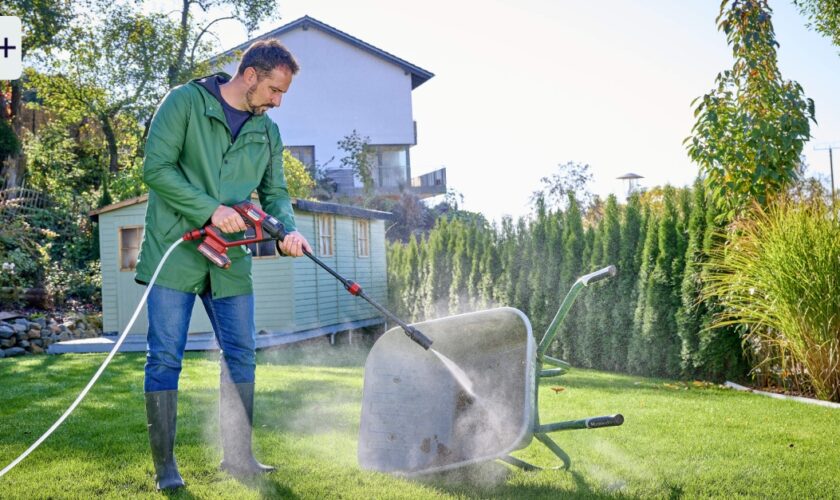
184,201,434,351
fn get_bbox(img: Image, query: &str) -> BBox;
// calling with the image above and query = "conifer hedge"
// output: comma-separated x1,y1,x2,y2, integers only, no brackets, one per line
385,185,749,381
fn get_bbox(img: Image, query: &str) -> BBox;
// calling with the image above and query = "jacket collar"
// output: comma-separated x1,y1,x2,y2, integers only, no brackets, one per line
188,73,269,137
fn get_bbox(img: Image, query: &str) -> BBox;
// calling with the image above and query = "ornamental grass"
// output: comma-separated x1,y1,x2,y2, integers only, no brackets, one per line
705,198,840,402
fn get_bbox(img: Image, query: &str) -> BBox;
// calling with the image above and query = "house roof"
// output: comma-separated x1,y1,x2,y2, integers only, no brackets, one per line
213,15,434,89
88,194,393,221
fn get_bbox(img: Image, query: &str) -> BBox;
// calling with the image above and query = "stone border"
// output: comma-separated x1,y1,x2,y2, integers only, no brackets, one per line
0,314,102,358
724,381,840,409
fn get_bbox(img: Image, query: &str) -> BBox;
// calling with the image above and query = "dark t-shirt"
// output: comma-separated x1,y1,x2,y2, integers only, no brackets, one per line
197,74,252,141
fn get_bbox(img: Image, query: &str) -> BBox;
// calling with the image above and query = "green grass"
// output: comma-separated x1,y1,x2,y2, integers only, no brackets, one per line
1,344,839,499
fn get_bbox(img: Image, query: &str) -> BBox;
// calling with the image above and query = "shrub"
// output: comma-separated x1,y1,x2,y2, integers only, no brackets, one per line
704,198,840,401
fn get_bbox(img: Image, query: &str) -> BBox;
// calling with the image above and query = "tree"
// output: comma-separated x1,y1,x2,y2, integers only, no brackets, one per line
629,205,660,374
0,0,74,186
686,0,815,221
557,194,584,360
676,179,708,377
530,161,594,211
338,130,375,196
159,0,280,89
794,0,840,54
28,6,176,176
615,193,643,372
599,195,622,371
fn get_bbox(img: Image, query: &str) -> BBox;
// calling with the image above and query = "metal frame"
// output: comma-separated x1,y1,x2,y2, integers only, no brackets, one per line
501,265,624,471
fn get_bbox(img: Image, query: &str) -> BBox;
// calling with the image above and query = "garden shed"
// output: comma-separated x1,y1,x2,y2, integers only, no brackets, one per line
73,195,391,352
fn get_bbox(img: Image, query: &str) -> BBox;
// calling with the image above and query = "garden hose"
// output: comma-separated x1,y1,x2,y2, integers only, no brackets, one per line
0,237,185,479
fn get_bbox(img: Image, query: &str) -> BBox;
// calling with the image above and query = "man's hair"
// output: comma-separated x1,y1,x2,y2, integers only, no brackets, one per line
237,39,300,78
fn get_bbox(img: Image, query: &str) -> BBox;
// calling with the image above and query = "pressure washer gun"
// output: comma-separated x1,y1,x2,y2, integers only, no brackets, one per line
182,201,285,268
183,201,434,350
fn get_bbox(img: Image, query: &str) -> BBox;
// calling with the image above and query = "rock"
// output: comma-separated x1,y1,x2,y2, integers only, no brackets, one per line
30,344,43,354
3,347,25,357
27,321,41,330
0,338,14,348
14,330,27,341
31,339,43,347
18,340,30,349
13,323,27,333
49,324,61,334
0,326,14,339
0,349,4,358
58,332,70,342
35,318,46,328
27,329,41,339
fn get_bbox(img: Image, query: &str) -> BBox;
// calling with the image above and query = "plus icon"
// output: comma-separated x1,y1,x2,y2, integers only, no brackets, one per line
0,37,15,58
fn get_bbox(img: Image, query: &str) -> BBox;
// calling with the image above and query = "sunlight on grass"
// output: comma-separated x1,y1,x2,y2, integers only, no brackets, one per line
1,345,839,498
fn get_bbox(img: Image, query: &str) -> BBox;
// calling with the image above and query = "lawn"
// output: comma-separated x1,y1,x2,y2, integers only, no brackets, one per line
1,342,838,499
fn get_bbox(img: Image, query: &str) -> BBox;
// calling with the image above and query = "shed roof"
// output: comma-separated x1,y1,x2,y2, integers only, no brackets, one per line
88,194,393,221
213,15,434,89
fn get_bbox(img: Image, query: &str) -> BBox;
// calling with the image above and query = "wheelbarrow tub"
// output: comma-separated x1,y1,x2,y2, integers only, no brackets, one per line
358,307,536,475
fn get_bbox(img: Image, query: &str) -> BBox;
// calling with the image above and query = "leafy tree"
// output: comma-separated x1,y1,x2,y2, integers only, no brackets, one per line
530,161,594,211
155,0,280,89
28,6,175,176
686,0,815,221
794,0,840,54
0,0,74,186
338,130,375,195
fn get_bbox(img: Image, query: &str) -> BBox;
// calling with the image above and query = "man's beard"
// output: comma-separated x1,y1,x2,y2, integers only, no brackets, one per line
245,84,272,115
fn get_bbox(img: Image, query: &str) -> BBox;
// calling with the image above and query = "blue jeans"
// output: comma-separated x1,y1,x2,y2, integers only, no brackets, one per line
144,285,257,393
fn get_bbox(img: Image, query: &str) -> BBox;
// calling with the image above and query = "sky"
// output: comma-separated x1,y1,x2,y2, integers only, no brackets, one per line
188,0,839,222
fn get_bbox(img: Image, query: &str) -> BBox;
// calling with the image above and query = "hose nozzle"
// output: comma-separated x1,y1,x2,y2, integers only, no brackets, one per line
404,325,433,350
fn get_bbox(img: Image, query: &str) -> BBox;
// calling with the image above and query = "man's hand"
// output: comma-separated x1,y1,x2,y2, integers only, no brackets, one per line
278,231,312,257
211,205,248,234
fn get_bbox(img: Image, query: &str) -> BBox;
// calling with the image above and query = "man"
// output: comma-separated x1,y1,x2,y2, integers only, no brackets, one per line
135,40,312,490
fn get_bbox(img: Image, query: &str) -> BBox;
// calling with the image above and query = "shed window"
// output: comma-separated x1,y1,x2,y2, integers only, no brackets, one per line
318,214,334,257
120,226,143,271
355,220,370,257
245,227,277,258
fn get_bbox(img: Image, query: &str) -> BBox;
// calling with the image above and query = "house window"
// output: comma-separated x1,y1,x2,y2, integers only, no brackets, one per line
286,146,315,170
318,214,334,257
245,226,277,258
355,219,370,257
119,226,143,271
370,145,409,188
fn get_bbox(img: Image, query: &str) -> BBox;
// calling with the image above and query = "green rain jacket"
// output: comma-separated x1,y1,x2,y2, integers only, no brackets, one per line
134,74,297,299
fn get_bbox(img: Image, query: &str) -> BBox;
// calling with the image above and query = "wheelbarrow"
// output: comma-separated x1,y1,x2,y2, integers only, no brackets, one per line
357,265,622,475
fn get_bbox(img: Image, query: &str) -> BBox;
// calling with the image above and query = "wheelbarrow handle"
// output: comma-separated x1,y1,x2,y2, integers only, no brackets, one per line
578,265,617,286
538,264,617,357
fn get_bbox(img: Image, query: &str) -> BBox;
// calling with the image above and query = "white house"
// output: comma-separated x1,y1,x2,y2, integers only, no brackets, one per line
213,15,446,198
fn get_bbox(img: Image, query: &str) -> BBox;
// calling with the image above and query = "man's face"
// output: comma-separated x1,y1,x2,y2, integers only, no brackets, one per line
245,66,293,115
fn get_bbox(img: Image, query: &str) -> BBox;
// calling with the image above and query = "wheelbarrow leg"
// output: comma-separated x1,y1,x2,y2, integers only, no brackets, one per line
498,433,572,472
534,432,571,470
499,454,541,471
